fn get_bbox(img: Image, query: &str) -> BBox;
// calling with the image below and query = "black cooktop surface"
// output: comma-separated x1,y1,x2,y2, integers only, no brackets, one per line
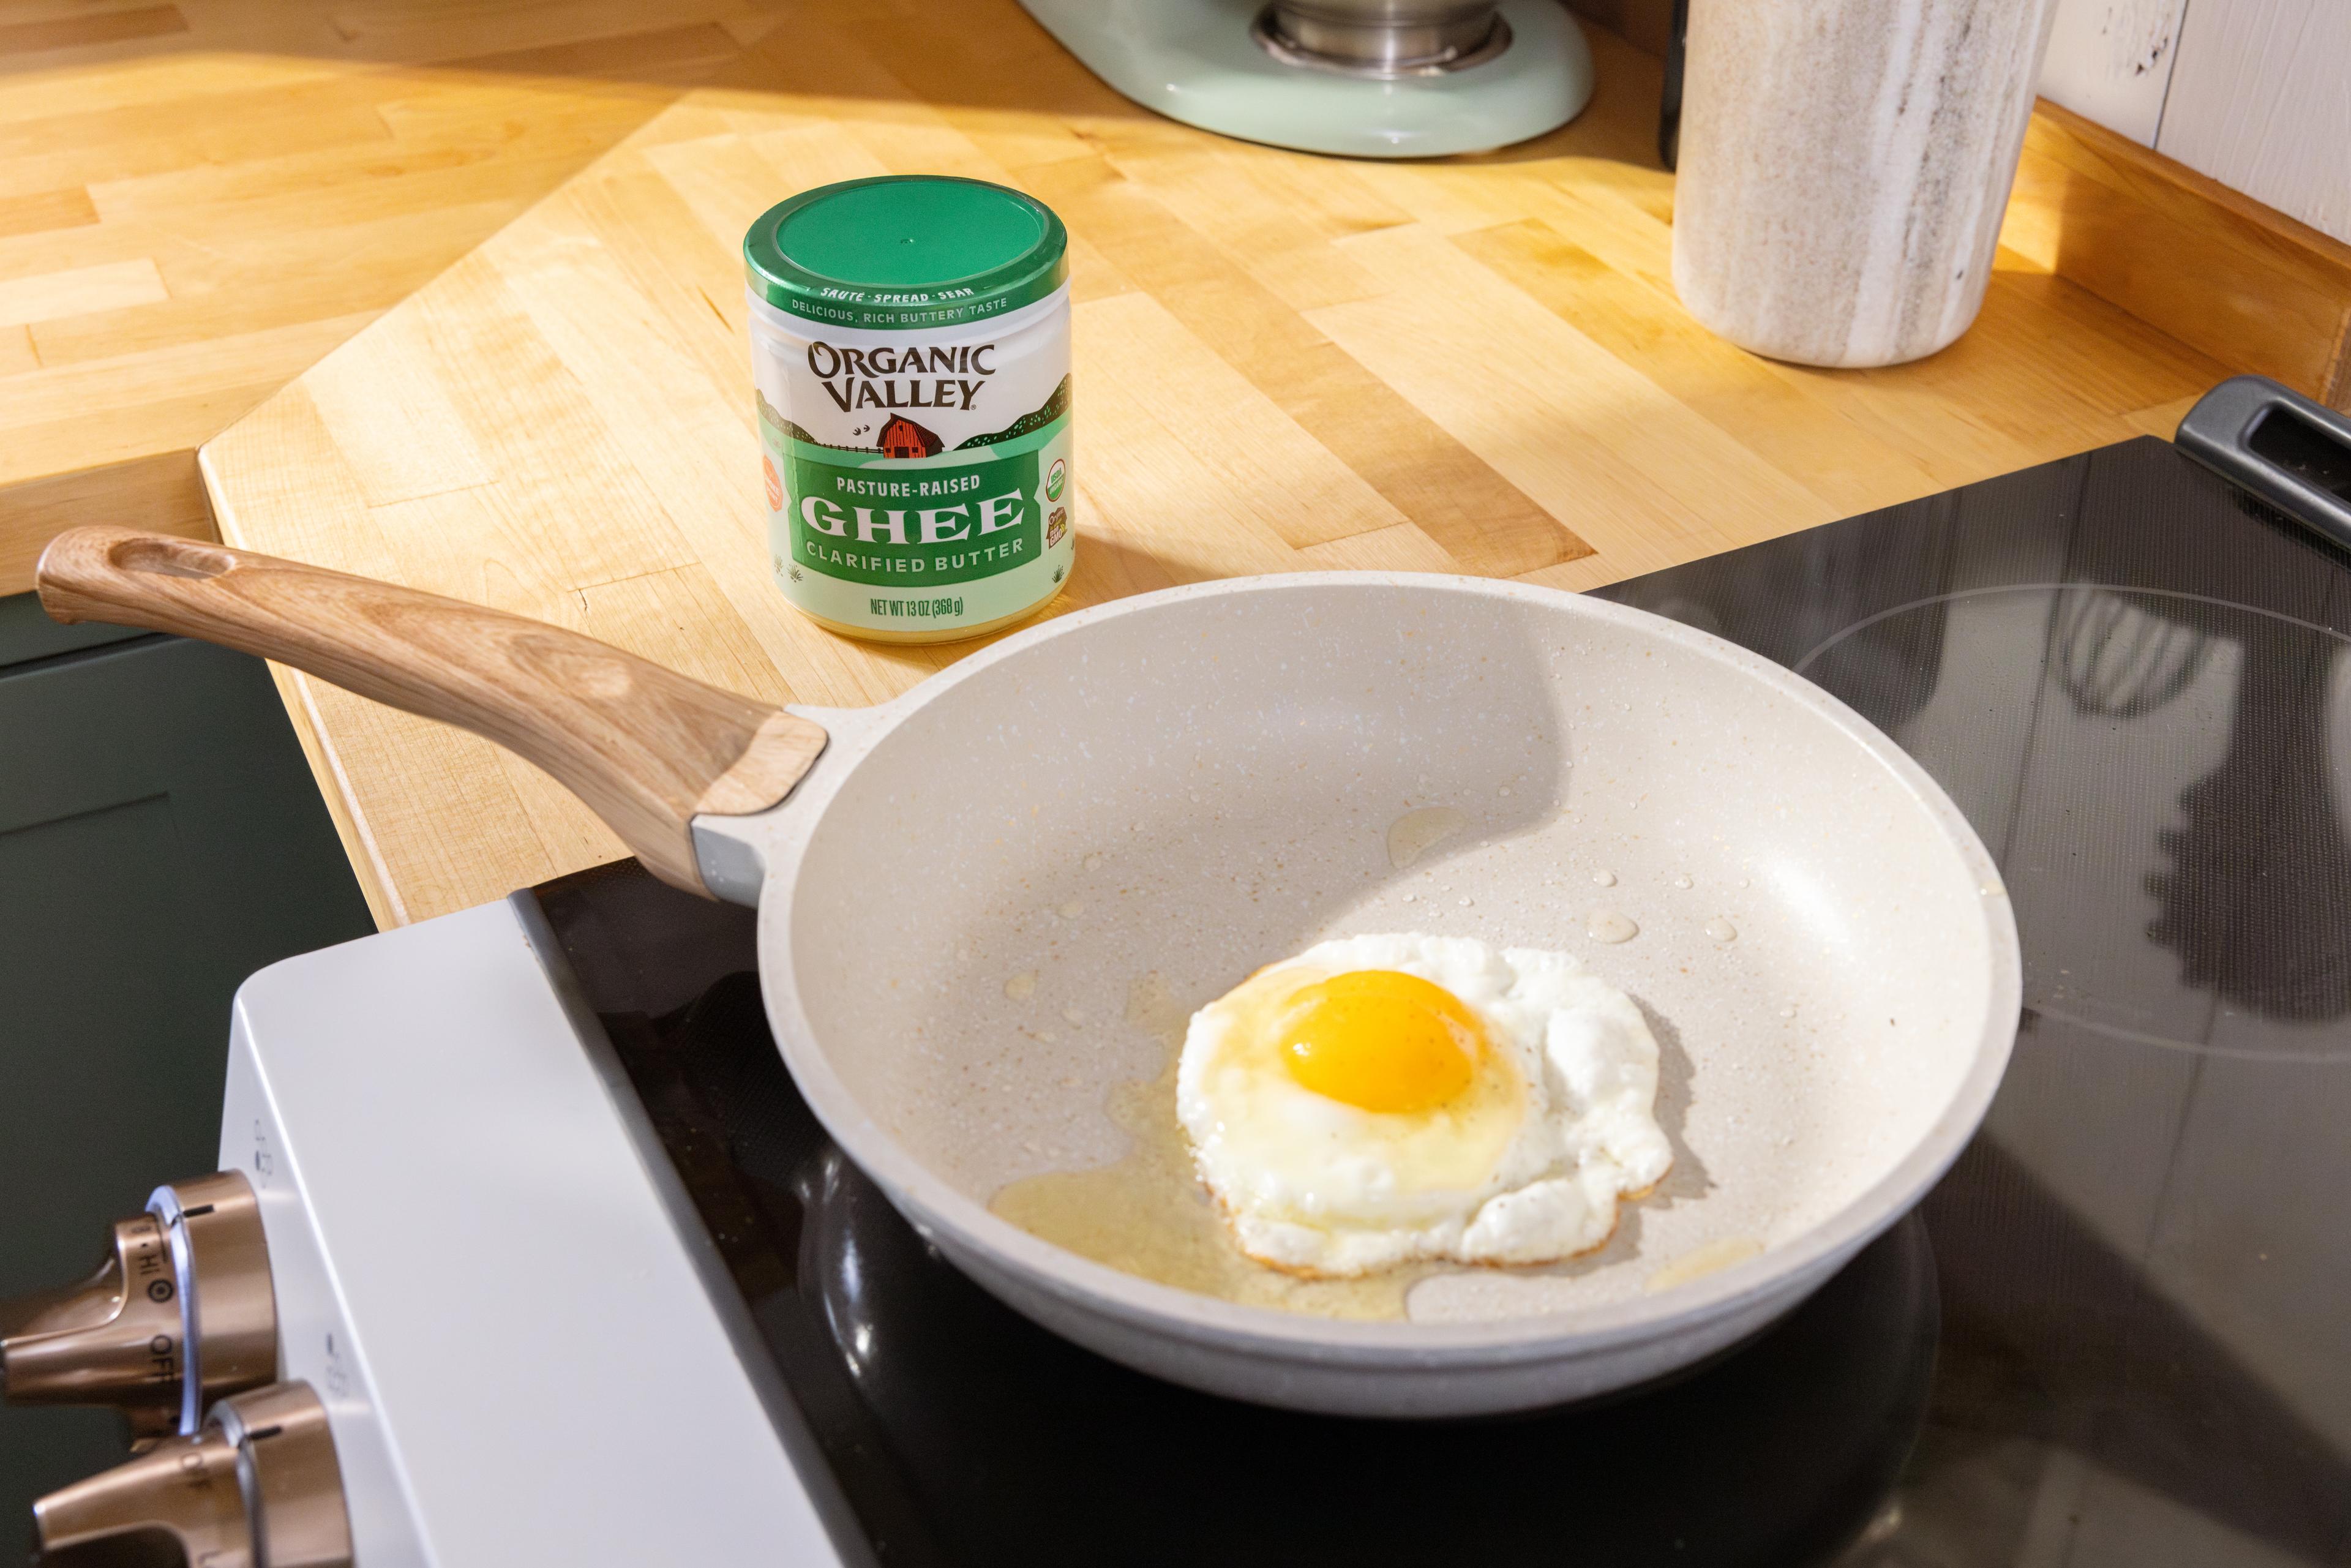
537,433,2351,1568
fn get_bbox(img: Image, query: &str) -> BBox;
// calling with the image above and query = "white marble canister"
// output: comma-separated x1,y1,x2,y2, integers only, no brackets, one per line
1671,0,2061,368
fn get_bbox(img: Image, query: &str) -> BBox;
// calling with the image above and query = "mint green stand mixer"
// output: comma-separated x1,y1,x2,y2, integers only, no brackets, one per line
1018,0,1593,158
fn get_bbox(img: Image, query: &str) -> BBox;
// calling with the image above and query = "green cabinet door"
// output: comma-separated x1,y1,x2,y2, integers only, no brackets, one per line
0,591,374,1526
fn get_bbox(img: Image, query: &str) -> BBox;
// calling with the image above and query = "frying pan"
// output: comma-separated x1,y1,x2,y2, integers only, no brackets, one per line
38,527,2020,1418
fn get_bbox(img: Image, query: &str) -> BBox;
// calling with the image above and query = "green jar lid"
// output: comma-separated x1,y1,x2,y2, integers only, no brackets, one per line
744,176,1068,332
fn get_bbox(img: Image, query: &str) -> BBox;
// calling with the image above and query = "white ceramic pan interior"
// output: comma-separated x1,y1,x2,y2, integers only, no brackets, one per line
709,574,2021,1414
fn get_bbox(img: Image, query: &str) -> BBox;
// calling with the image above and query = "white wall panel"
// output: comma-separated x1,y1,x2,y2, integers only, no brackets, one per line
2155,0,2351,242
2038,0,2188,146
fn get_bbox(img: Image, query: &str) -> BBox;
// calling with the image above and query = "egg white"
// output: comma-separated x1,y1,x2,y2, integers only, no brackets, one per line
1176,934,1673,1277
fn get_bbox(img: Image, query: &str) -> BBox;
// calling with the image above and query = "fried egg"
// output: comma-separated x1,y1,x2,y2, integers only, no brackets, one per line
1175,934,1672,1277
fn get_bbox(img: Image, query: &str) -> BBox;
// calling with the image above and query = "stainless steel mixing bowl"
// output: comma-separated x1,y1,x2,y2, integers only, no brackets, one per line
1259,0,1510,75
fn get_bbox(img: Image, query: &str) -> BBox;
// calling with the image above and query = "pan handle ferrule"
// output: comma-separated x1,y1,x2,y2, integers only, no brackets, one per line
688,702,884,905
690,815,771,907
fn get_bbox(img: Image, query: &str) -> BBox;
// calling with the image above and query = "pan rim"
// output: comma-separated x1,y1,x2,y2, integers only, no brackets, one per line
756,571,2022,1362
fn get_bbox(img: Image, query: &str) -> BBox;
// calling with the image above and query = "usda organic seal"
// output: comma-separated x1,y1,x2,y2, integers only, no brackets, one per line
744,176,1073,643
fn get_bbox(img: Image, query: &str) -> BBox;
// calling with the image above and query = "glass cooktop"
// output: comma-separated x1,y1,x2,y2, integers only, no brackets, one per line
535,433,2351,1567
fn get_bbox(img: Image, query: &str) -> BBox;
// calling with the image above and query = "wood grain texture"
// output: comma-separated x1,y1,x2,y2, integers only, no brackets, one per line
199,0,2257,924
0,0,792,593
0,7,187,57
0,449,209,590
36,526,826,896
2001,97,2351,409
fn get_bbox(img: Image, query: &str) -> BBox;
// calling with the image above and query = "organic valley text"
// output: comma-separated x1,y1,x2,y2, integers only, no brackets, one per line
807,339,995,413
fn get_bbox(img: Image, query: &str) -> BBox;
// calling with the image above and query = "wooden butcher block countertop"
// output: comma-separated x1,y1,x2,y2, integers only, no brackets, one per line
194,0,2274,928
0,0,814,593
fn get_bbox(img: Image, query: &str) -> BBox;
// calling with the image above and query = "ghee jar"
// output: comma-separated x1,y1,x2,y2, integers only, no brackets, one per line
744,176,1073,643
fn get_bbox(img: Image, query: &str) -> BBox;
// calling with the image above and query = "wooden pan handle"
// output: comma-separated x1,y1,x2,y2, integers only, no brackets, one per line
37,527,827,899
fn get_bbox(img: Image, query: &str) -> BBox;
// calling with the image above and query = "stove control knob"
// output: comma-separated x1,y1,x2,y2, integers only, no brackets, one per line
0,1171,277,1442
31,1381,352,1568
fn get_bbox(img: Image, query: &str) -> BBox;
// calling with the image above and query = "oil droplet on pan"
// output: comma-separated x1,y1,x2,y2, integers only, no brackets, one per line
1645,1236,1764,1292
1386,806,1468,870
1591,869,1617,887
1588,909,1638,943
1004,971,1038,1000
1704,918,1738,943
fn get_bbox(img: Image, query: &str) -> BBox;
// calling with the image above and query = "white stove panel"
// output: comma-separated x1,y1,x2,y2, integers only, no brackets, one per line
219,898,857,1567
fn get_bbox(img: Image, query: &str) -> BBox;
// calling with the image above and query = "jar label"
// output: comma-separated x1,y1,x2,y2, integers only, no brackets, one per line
763,408,1071,631
751,294,1073,639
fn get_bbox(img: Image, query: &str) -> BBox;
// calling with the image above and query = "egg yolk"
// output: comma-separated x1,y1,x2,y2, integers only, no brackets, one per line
1279,970,1484,1114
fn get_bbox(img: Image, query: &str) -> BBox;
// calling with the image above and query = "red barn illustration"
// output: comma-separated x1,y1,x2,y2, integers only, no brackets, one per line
877,416,943,459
